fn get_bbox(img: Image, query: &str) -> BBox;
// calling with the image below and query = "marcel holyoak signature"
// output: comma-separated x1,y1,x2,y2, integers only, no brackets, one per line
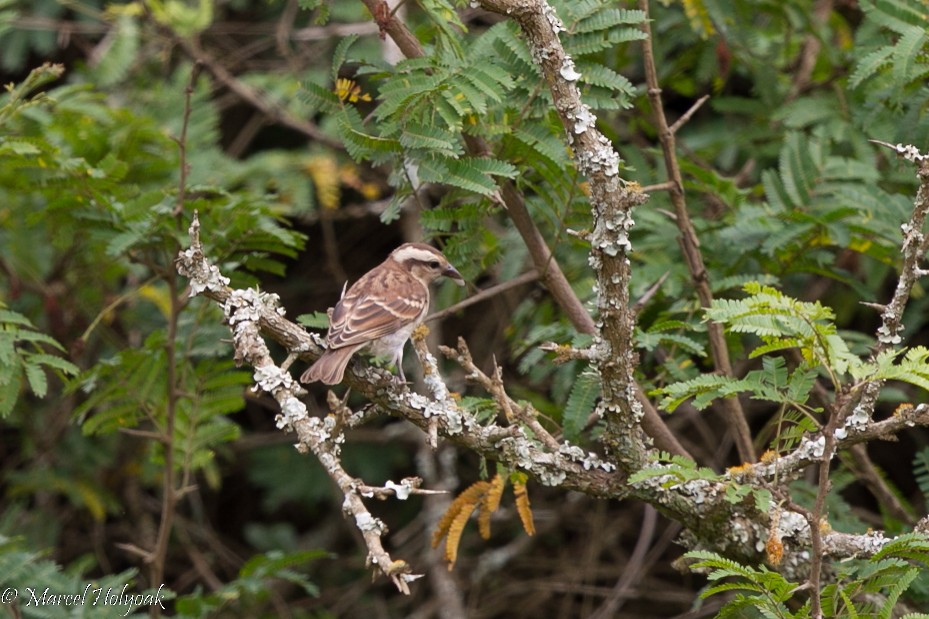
1,583,167,616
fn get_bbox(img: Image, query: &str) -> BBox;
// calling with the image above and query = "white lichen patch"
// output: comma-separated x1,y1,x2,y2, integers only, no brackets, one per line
354,511,387,534
576,132,621,178
777,510,810,539
393,391,475,436
843,405,870,434
275,395,309,430
876,323,902,345
888,143,927,163
254,364,294,392
385,479,415,500
859,530,890,553
571,103,595,134
560,57,582,82
589,205,635,260
541,1,566,33
176,241,231,296
795,434,826,460
557,442,616,472
671,478,716,505
224,288,263,324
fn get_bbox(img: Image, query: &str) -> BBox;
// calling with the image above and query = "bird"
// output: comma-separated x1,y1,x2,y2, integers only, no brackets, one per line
301,243,464,385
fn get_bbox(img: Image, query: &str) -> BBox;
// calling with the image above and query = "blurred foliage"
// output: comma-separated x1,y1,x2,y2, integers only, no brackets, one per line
1,0,929,615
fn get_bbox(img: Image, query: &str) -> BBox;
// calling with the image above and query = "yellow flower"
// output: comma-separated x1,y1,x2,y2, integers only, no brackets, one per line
334,78,371,103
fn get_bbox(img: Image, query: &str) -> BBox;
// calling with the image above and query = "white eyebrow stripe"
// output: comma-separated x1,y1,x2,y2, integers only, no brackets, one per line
392,246,442,263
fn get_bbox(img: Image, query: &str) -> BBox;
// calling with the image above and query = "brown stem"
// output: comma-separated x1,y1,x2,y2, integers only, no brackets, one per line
638,0,755,464
148,66,201,613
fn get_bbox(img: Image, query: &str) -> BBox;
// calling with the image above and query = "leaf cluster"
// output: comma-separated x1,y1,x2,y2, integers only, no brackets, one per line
0,307,77,417
688,533,929,618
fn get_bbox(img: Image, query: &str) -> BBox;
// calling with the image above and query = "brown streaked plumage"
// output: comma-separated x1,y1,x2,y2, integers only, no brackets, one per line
301,243,464,385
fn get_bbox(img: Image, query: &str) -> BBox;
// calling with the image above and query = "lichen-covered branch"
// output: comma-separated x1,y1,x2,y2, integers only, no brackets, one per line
475,0,649,472
853,147,929,422
177,213,419,594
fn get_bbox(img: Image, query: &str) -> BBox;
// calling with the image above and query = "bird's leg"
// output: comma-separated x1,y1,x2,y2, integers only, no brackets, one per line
396,350,407,383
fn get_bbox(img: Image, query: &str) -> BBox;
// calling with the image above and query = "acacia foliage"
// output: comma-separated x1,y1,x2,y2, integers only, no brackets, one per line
2,0,929,617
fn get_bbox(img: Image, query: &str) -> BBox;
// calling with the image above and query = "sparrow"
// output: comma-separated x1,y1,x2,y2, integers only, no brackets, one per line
301,243,464,385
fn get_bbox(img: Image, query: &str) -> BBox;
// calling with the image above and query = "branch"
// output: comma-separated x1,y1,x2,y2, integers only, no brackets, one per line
853,148,929,421
357,0,687,460
426,270,539,323
176,214,419,594
637,0,755,464
439,337,561,452
476,0,652,473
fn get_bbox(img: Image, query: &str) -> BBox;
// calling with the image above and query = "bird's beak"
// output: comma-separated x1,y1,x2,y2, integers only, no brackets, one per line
445,264,465,286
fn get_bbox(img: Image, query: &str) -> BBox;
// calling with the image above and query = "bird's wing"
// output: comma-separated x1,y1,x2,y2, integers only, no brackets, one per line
327,269,428,348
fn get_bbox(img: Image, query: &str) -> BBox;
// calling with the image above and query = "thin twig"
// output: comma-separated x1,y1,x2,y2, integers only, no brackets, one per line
441,337,561,452
786,0,833,101
669,95,710,135
640,180,676,193
589,505,658,619
426,270,539,323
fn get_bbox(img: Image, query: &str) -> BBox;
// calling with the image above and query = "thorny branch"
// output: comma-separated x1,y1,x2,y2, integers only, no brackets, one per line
853,146,929,421
475,0,651,473
439,337,561,452
805,150,929,614
637,0,755,464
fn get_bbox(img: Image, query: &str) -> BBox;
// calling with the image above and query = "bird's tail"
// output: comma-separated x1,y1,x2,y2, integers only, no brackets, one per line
300,346,359,385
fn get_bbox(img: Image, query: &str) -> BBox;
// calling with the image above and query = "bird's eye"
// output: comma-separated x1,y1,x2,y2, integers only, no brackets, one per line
429,260,441,269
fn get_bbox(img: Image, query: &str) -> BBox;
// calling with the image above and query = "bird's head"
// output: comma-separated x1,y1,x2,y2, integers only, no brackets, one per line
390,243,464,286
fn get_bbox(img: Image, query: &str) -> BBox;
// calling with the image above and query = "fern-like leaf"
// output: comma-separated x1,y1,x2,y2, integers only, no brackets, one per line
563,370,600,441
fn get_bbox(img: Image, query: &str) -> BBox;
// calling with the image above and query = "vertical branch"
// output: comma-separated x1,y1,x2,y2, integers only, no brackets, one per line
475,0,649,471
854,147,929,421
147,65,200,609
803,148,929,616
637,0,755,464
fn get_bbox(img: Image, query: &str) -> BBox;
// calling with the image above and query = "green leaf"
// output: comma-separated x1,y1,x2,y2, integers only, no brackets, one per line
0,368,21,418
399,123,463,157
573,8,646,34
563,371,599,441
417,156,515,195
23,361,47,399
337,119,402,161
297,312,331,330
299,79,341,114
331,33,359,82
